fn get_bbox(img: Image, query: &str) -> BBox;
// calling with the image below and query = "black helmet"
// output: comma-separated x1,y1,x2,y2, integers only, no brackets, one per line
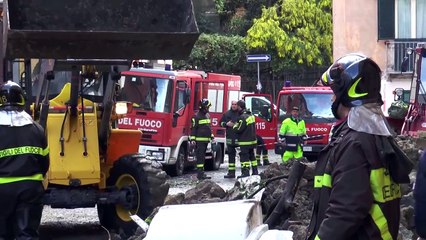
320,53,382,118
237,100,246,109
0,81,25,110
199,98,211,110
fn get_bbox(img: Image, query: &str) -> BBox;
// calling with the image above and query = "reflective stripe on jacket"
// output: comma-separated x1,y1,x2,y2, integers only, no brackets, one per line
233,111,256,146
190,111,213,142
279,117,306,142
0,121,49,181
306,121,400,240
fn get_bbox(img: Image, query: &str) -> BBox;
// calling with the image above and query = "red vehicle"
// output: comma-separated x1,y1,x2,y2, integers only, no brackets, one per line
117,65,241,176
242,93,279,150
387,45,426,136
274,84,336,159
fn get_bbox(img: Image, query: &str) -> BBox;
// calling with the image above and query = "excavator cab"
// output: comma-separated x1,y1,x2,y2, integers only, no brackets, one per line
2,0,199,237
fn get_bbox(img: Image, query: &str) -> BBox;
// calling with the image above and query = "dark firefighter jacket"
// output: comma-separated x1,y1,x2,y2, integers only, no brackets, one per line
415,151,426,238
233,110,256,147
190,111,213,142
0,122,49,183
220,109,239,146
306,121,400,240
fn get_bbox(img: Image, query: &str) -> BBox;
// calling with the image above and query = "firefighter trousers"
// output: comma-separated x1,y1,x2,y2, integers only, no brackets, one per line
226,144,237,171
239,146,257,170
0,180,44,240
195,142,208,170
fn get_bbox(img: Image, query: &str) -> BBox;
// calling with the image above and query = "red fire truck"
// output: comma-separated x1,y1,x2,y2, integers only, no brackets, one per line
241,93,279,150
117,66,241,176
273,84,336,159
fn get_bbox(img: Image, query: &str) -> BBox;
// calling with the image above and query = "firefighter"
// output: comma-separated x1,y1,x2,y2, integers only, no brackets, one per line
258,104,271,121
0,81,49,239
415,151,426,239
220,100,239,178
190,99,213,180
278,106,306,162
306,54,405,239
255,135,270,166
233,100,257,178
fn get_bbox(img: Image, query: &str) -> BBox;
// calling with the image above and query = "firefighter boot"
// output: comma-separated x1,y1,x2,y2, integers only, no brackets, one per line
224,170,235,179
237,168,250,178
252,167,259,175
197,170,211,180
263,159,270,166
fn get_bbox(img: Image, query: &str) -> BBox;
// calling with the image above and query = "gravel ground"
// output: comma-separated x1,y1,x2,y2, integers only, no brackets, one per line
40,150,283,237
41,150,282,222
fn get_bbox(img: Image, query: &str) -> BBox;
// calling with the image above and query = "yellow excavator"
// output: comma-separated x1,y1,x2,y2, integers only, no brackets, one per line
1,0,199,237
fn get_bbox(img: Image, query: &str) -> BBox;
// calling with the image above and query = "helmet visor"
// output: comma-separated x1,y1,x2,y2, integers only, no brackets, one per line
321,54,367,87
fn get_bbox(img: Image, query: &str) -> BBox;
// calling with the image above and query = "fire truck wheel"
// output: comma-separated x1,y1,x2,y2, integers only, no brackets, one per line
97,155,169,237
170,146,185,176
205,143,223,171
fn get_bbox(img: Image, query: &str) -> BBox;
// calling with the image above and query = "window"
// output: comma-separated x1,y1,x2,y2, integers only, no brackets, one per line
396,0,426,38
120,75,173,113
173,81,187,113
378,0,426,39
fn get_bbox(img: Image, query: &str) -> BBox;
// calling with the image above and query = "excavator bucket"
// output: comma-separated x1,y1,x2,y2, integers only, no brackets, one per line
3,0,199,60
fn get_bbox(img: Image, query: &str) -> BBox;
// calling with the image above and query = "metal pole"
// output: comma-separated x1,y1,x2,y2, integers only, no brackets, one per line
257,62,260,93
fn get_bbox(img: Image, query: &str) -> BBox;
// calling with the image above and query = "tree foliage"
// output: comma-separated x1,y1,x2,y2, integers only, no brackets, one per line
244,0,332,67
215,0,279,36
174,33,247,74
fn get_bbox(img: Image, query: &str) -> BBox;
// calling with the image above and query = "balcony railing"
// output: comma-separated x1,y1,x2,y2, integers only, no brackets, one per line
386,40,426,73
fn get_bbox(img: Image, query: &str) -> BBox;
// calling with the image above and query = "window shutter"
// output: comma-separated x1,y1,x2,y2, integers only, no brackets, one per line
378,0,395,40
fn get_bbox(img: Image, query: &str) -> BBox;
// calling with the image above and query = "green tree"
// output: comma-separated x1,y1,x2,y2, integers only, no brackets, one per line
244,0,332,68
174,33,247,74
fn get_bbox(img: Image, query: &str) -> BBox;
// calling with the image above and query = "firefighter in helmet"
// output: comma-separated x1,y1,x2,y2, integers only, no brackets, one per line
190,98,214,180
0,81,49,239
306,54,407,239
279,106,307,162
233,100,258,178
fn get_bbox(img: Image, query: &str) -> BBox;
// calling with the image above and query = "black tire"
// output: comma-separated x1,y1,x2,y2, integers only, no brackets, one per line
97,155,169,237
168,146,185,177
205,144,223,171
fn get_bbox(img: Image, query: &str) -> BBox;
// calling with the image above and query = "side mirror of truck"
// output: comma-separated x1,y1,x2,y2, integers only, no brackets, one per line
393,88,404,101
184,88,191,104
172,112,179,127
401,57,409,73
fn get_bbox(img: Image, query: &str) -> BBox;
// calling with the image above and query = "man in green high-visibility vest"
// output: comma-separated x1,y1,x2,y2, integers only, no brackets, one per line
279,106,307,162
0,81,49,239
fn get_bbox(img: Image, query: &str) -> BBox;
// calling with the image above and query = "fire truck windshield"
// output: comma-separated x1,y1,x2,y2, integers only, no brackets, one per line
119,75,173,113
278,93,335,123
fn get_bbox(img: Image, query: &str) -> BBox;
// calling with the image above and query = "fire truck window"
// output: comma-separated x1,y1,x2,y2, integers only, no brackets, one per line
193,82,201,111
174,81,187,113
120,76,146,107
119,76,173,113
153,79,173,113
207,86,224,113
303,93,334,118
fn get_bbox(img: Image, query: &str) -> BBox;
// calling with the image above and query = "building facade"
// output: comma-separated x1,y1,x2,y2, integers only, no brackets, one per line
333,0,426,115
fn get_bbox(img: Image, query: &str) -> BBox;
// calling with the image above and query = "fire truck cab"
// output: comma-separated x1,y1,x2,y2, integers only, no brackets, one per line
275,84,336,159
117,66,241,176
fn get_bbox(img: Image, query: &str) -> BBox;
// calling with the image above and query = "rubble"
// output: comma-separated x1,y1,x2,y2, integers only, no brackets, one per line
154,135,423,240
